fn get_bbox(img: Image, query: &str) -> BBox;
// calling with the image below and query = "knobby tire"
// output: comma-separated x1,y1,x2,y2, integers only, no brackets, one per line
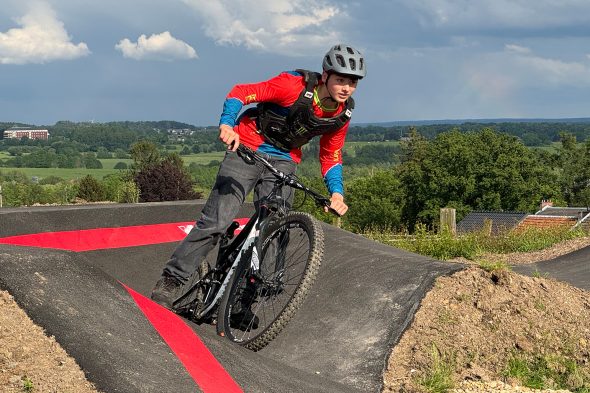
216,212,324,351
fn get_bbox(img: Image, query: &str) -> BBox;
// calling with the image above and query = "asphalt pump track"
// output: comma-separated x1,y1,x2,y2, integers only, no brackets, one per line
1,202,587,392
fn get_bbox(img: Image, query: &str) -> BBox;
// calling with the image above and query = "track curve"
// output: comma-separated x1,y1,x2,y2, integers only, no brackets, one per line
0,201,463,392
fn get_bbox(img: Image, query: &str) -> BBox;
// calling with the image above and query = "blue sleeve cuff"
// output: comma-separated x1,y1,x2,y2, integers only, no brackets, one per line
323,164,344,196
219,98,243,127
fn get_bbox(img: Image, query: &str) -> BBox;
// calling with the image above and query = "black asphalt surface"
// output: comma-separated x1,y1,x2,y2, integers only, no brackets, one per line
0,202,482,392
513,245,590,290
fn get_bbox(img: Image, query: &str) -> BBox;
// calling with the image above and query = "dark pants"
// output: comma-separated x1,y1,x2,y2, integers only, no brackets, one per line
163,149,297,280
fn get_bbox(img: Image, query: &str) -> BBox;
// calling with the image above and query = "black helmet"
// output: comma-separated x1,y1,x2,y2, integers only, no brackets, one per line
322,44,366,79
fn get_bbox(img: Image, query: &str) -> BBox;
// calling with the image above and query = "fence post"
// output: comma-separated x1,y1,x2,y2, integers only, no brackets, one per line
440,208,456,236
483,218,493,236
0,184,3,208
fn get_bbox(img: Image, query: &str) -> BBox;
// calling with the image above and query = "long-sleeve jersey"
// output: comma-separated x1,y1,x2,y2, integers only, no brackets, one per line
218,70,350,196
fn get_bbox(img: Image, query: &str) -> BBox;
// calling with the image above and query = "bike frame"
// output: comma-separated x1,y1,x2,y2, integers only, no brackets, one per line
192,193,275,319
175,145,334,321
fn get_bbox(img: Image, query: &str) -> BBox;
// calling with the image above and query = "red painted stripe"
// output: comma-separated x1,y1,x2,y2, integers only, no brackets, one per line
0,219,249,251
123,284,243,393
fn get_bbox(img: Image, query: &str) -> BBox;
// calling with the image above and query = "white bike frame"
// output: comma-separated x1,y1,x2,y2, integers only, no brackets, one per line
195,218,260,318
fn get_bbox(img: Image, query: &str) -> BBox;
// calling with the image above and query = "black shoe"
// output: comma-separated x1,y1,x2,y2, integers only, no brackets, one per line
151,275,183,309
230,308,259,331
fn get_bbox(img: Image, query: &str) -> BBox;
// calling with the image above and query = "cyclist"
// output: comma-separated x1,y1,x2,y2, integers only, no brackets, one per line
151,44,366,310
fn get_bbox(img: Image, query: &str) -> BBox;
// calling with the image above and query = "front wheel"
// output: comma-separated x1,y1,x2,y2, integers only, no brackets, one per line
216,212,324,351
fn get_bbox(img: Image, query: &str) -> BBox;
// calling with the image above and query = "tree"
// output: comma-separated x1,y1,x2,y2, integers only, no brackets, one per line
129,140,160,170
133,153,201,202
180,146,191,155
96,147,112,159
83,153,103,169
396,128,430,230
344,170,403,231
397,128,561,230
557,132,590,206
77,175,106,202
114,162,128,170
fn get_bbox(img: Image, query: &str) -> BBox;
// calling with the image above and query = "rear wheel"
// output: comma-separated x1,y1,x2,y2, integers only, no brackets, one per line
216,212,324,351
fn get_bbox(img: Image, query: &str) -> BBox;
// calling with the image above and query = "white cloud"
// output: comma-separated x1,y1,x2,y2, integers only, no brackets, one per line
181,0,342,55
0,2,90,64
505,44,531,55
115,31,197,61
466,45,590,101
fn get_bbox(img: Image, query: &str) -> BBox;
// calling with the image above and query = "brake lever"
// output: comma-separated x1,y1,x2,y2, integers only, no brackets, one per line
316,197,341,217
236,145,256,165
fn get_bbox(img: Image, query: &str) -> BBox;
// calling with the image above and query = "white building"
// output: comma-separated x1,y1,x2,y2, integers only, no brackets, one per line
3,127,50,140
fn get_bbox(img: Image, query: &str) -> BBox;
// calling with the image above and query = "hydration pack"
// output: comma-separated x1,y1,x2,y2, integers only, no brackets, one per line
242,69,354,150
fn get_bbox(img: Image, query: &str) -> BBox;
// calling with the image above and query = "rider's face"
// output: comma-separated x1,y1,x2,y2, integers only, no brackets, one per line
323,72,358,103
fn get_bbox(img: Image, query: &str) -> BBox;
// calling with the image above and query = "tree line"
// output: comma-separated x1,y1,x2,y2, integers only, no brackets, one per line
1,121,589,236
294,128,590,233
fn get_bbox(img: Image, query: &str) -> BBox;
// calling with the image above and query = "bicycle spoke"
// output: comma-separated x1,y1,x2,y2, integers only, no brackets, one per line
218,212,323,350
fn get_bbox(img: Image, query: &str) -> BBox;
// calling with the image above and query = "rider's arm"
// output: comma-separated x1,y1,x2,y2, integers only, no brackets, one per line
219,72,303,128
319,122,349,196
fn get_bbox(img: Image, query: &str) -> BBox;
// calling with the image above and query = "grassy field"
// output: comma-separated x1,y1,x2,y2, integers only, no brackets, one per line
0,167,120,180
178,151,225,165
0,151,225,180
342,140,400,156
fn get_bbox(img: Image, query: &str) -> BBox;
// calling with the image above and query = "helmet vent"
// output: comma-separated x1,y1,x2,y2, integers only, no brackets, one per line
322,44,366,79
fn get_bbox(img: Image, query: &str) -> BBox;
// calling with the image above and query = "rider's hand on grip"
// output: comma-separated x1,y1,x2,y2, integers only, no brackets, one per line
327,193,347,216
219,124,240,151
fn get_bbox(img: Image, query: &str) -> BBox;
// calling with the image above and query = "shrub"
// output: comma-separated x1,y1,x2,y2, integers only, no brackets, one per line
77,175,105,202
365,224,587,261
39,175,64,185
134,154,201,202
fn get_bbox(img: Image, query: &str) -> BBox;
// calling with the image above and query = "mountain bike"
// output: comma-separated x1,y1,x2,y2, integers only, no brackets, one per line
172,145,338,351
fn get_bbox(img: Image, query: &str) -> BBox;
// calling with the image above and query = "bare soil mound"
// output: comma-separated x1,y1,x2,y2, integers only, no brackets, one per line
0,291,100,392
2,239,589,392
384,267,590,392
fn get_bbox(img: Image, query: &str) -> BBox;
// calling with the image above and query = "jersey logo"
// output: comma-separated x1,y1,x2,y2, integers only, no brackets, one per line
333,149,340,161
245,94,257,103
304,91,313,99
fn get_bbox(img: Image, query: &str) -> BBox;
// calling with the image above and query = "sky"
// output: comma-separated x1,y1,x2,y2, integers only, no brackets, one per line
1,0,590,127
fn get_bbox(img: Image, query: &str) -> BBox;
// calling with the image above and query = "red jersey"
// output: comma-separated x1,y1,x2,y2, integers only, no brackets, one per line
219,71,350,195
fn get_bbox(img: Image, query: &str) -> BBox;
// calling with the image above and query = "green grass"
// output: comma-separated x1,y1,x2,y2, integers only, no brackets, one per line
99,158,133,169
342,140,400,156
504,353,590,392
22,376,34,392
178,151,225,165
0,151,224,181
478,260,511,273
99,152,224,167
0,167,120,180
417,344,456,393
531,141,585,154
365,225,588,261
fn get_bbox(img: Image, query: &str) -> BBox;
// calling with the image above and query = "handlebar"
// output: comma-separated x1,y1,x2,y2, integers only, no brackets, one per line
236,145,341,216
